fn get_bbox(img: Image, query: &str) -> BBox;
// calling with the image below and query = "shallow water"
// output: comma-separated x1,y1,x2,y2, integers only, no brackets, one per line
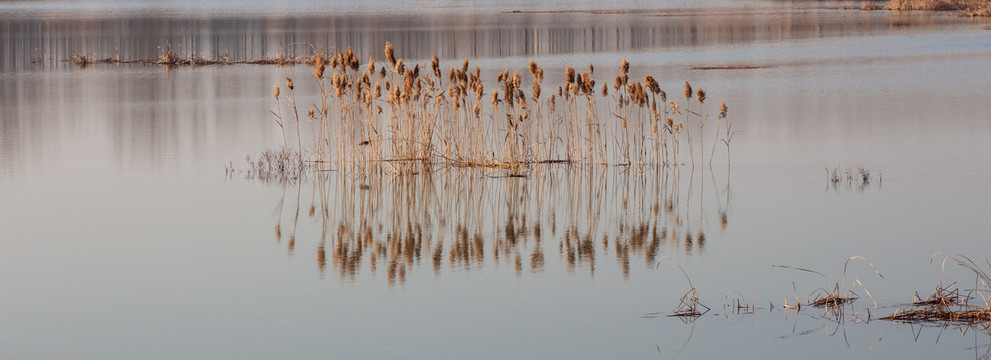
2,1,991,359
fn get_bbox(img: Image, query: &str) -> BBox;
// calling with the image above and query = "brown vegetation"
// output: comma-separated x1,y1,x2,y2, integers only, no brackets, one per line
266,43,731,174
882,254,991,326
885,0,991,15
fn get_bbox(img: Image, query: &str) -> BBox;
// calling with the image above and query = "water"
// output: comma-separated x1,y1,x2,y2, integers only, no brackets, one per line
2,1,991,359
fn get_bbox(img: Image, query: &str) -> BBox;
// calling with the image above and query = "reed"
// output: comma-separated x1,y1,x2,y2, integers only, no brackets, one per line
265,43,727,173
657,256,710,318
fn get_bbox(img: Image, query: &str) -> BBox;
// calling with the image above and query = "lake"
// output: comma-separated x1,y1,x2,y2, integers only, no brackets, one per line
2,0,991,359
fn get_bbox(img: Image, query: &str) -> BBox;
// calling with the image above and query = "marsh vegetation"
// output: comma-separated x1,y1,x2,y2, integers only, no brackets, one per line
263,43,731,175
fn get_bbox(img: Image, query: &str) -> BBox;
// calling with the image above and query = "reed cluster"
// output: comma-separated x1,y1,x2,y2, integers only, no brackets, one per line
270,42,730,173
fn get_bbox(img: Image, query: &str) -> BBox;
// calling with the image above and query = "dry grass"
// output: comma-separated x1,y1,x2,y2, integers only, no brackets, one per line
881,254,991,326
885,0,991,15
671,287,710,318
811,284,859,308
774,256,885,311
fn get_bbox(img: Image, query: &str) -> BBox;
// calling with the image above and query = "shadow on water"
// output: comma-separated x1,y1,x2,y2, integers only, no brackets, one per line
242,163,732,285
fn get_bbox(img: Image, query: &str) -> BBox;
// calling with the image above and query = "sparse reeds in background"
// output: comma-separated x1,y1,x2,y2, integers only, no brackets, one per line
886,0,991,16
825,166,882,192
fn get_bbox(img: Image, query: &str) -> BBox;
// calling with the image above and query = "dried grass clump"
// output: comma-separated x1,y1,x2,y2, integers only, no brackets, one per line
811,284,859,308
882,254,991,326
155,45,181,65
911,282,962,309
775,256,885,311
883,306,991,324
64,50,121,67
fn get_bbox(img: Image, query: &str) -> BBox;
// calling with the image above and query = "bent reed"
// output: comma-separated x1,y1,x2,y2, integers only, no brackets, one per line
268,42,731,174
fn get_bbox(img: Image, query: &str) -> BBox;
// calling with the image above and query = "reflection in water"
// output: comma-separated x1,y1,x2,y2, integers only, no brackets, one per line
0,10,961,71
248,164,731,285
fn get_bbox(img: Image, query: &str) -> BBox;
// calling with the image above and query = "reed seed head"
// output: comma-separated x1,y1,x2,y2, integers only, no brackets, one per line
384,42,396,67
308,108,315,119
645,75,660,94
395,58,404,74
696,88,706,104
581,72,594,95
683,81,692,100
285,77,294,91
431,54,440,77
719,101,728,118
620,59,629,75
314,54,325,79
367,57,375,74
348,47,359,71
565,66,575,85
273,84,280,99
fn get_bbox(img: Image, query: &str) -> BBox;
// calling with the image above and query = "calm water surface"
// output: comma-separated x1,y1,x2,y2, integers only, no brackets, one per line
2,1,991,359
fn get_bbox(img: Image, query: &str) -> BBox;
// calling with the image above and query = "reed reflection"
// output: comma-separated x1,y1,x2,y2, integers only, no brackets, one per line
0,10,952,71
247,162,733,285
